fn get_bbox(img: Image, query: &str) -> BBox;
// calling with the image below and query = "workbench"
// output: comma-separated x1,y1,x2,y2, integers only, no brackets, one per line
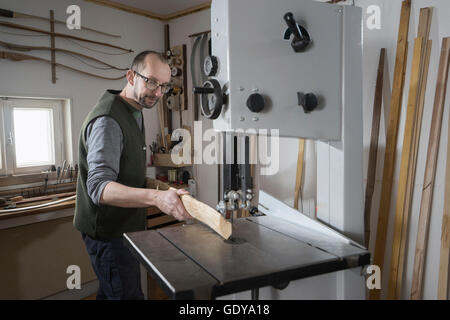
124,215,370,299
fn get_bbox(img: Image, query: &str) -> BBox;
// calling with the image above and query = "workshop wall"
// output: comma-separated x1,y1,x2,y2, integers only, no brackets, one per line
166,9,219,208
0,0,164,299
357,0,450,300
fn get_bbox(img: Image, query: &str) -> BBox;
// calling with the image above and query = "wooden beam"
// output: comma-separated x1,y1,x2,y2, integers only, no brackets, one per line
364,48,385,248
438,73,450,298
84,0,165,20
164,2,211,21
370,0,411,300
412,37,450,300
84,0,211,22
294,139,305,210
388,7,433,299
386,38,424,300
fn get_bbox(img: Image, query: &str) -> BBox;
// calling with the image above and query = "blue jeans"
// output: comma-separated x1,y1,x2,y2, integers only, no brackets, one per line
81,233,144,300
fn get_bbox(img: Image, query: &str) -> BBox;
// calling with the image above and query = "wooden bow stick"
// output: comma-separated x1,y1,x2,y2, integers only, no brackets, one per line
0,21,132,53
0,40,128,70
0,51,126,80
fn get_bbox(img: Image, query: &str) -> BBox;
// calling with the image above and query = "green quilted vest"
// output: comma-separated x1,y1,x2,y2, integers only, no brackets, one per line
73,90,147,240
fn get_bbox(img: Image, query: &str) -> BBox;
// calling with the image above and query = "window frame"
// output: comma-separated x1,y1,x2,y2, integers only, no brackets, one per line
0,98,65,176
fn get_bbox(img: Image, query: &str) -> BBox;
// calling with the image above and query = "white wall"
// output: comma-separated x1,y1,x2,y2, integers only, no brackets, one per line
167,9,219,208
0,0,164,165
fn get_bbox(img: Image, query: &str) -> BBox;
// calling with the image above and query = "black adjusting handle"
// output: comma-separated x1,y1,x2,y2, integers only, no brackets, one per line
284,12,311,52
193,87,215,94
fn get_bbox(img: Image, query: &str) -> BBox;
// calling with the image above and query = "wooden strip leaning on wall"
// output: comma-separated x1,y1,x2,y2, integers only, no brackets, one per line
364,48,385,248
437,39,450,299
388,7,433,300
411,37,450,300
369,0,411,300
294,139,305,211
386,37,424,300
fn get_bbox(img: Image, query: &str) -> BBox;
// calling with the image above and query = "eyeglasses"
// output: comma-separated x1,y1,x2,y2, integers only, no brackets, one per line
133,70,172,94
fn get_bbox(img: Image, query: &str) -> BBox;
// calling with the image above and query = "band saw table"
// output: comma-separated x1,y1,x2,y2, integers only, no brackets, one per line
124,192,370,299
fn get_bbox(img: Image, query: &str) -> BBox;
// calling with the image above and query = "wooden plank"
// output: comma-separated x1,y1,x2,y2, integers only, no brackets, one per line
411,37,450,300
294,139,305,210
388,8,433,299
395,39,432,298
163,2,211,21
84,0,211,22
364,48,386,248
147,215,176,229
369,0,411,300
438,120,450,301
84,0,165,20
386,38,424,299
147,206,162,216
180,194,231,240
146,178,231,239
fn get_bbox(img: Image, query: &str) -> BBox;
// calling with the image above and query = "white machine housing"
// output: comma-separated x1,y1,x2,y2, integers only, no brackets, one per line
210,0,365,299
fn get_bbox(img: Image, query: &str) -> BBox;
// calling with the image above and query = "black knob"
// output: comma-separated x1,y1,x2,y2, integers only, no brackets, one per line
192,79,223,119
297,92,318,113
246,93,265,113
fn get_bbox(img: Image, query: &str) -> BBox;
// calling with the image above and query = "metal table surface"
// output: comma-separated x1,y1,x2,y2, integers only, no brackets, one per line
124,215,370,299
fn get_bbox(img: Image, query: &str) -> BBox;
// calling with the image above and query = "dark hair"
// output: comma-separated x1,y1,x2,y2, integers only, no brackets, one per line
130,50,168,72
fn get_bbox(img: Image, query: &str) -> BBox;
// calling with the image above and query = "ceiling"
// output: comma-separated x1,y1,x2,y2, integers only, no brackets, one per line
85,0,211,21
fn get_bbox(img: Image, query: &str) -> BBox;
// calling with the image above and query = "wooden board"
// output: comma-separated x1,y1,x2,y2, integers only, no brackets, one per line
386,38,424,299
146,178,231,239
388,7,433,299
294,138,305,210
364,48,385,248
438,83,450,298
370,0,411,300
411,37,450,300
180,194,231,240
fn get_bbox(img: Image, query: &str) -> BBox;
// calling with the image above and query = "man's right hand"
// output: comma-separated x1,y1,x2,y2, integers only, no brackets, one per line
154,189,191,221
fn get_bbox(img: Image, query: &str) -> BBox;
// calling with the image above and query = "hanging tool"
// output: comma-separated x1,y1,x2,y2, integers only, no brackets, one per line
0,51,126,80
0,40,128,70
0,8,121,38
0,21,132,53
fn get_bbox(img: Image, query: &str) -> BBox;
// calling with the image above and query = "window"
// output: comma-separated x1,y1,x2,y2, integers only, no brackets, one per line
0,98,65,176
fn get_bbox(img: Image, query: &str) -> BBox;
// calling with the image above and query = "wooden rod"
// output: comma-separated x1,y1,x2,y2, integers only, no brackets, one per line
364,48,385,248
0,21,133,53
388,7,433,300
50,10,56,84
438,42,450,299
294,139,305,210
370,0,411,300
411,37,450,300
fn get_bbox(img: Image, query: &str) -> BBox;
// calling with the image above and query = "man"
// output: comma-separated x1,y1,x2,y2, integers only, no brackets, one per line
74,51,191,300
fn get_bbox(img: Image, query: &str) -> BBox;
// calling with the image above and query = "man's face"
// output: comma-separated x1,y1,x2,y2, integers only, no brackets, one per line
132,57,171,109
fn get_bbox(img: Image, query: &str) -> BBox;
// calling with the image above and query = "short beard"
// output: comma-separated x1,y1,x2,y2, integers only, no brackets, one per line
138,95,159,109
134,86,159,109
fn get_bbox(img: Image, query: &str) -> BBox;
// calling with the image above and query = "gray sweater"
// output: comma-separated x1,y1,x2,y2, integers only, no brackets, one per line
85,113,142,205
